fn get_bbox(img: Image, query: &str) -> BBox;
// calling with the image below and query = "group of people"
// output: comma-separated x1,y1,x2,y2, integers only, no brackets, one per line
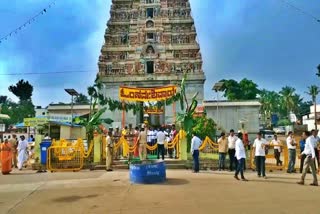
190,129,319,186
104,124,178,171
0,135,32,174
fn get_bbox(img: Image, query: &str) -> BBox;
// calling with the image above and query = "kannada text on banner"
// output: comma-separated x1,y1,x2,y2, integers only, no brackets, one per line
119,85,177,102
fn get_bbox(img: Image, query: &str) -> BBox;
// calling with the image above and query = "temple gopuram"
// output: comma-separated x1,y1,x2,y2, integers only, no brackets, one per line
97,0,205,127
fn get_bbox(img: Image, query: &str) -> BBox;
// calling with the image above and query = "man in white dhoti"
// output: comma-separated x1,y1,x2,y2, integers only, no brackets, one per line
17,135,28,170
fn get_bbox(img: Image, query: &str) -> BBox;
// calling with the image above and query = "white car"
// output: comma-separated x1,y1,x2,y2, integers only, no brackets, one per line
261,130,275,141
273,127,286,135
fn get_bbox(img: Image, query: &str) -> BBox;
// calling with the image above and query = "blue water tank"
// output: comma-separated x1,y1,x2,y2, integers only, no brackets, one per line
130,161,166,184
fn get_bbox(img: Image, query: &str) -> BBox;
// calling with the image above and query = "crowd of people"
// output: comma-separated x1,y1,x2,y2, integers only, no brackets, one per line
104,124,178,171
190,129,319,186
0,134,36,174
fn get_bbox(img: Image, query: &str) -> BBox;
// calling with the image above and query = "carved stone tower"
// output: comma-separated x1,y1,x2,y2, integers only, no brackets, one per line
98,0,206,127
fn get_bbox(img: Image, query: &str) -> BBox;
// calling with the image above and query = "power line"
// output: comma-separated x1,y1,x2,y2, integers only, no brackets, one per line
280,0,320,23
0,70,95,76
0,1,56,44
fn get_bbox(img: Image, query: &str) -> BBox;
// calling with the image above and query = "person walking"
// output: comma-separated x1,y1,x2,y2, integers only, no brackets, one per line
9,134,17,168
253,132,268,178
138,125,148,161
191,132,202,173
234,132,248,181
310,130,319,169
0,139,13,175
17,136,28,170
156,128,166,160
287,131,297,173
297,131,318,186
218,132,228,171
299,135,306,173
271,134,283,166
228,129,238,171
105,131,114,172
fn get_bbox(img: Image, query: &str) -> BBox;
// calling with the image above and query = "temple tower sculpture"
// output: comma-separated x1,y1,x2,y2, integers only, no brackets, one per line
97,0,206,127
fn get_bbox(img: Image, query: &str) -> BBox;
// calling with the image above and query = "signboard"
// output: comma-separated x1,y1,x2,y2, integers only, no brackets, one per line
24,118,48,127
119,85,177,102
144,106,164,115
48,114,73,123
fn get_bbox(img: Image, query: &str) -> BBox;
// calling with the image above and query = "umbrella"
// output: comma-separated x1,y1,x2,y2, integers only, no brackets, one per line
0,114,10,120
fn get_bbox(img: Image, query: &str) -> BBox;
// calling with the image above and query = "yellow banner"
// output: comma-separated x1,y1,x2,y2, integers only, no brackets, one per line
145,106,164,115
119,85,177,101
24,117,48,127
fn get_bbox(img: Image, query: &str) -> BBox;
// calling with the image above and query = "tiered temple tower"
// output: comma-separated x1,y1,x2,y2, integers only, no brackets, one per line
98,0,206,127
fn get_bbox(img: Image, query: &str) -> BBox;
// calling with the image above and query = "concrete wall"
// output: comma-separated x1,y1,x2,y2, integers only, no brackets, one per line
205,103,260,140
60,126,86,139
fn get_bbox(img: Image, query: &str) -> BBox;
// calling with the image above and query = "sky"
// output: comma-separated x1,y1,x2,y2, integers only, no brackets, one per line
0,0,319,107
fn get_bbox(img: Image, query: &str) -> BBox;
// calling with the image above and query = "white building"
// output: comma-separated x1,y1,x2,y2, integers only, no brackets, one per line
203,100,261,139
302,104,320,130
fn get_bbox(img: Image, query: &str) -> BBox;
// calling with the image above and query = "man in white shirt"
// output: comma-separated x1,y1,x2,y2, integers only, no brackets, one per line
191,132,202,173
17,136,28,170
228,129,238,171
297,131,318,186
286,131,297,173
253,132,268,178
157,128,166,160
310,130,319,169
105,131,113,172
234,132,248,181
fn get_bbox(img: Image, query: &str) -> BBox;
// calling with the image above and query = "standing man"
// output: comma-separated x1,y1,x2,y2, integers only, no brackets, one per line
297,131,318,186
156,128,166,160
138,124,148,161
218,132,228,171
191,132,202,173
310,130,319,169
17,135,28,170
286,131,297,173
234,132,248,181
9,134,17,168
253,132,268,178
272,134,282,166
169,125,177,158
299,134,306,173
105,131,114,172
228,129,238,171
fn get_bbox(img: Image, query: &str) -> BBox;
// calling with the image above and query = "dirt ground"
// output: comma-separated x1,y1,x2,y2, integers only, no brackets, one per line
0,169,319,214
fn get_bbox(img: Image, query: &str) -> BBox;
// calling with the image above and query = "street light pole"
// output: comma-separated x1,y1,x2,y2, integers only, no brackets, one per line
65,89,79,139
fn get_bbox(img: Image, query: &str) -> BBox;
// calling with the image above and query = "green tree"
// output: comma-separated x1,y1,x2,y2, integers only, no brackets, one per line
316,64,320,77
74,93,90,104
220,78,260,100
193,116,216,140
259,90,280,127
8,79,33,101
279,86,296,117
306,85,320,130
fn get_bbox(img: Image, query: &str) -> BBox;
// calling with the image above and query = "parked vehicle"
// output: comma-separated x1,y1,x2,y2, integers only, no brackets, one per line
260,130,275,142
273,126,286,135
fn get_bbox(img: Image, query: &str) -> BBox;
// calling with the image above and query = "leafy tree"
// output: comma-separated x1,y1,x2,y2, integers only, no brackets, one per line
259,90,281,126
74,93,90,104
239,78,260,100
316,64,320,77
8,79,33,101
193,116,216,140
220,78,260,100
279,86,296,117
306,85,320,130
0,96,8,104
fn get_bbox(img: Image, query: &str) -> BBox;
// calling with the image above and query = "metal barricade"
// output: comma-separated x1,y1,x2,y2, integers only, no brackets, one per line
250,145,288,171
199,137,219,159
47,141,86,172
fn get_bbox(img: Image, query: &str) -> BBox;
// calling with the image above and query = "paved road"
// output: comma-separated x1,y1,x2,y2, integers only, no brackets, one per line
0,169,319,214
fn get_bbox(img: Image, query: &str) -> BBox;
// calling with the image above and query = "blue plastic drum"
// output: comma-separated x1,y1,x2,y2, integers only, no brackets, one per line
130,161,166,184
40,141,52,165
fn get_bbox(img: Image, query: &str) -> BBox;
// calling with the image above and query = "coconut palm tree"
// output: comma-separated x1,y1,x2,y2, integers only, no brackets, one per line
279,86,296,118
306,85,320,130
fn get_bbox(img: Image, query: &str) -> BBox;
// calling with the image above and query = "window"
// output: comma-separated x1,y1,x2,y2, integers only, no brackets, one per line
146,8,154,18
146,0,154,3
147,33,154,40
147,61,154,74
